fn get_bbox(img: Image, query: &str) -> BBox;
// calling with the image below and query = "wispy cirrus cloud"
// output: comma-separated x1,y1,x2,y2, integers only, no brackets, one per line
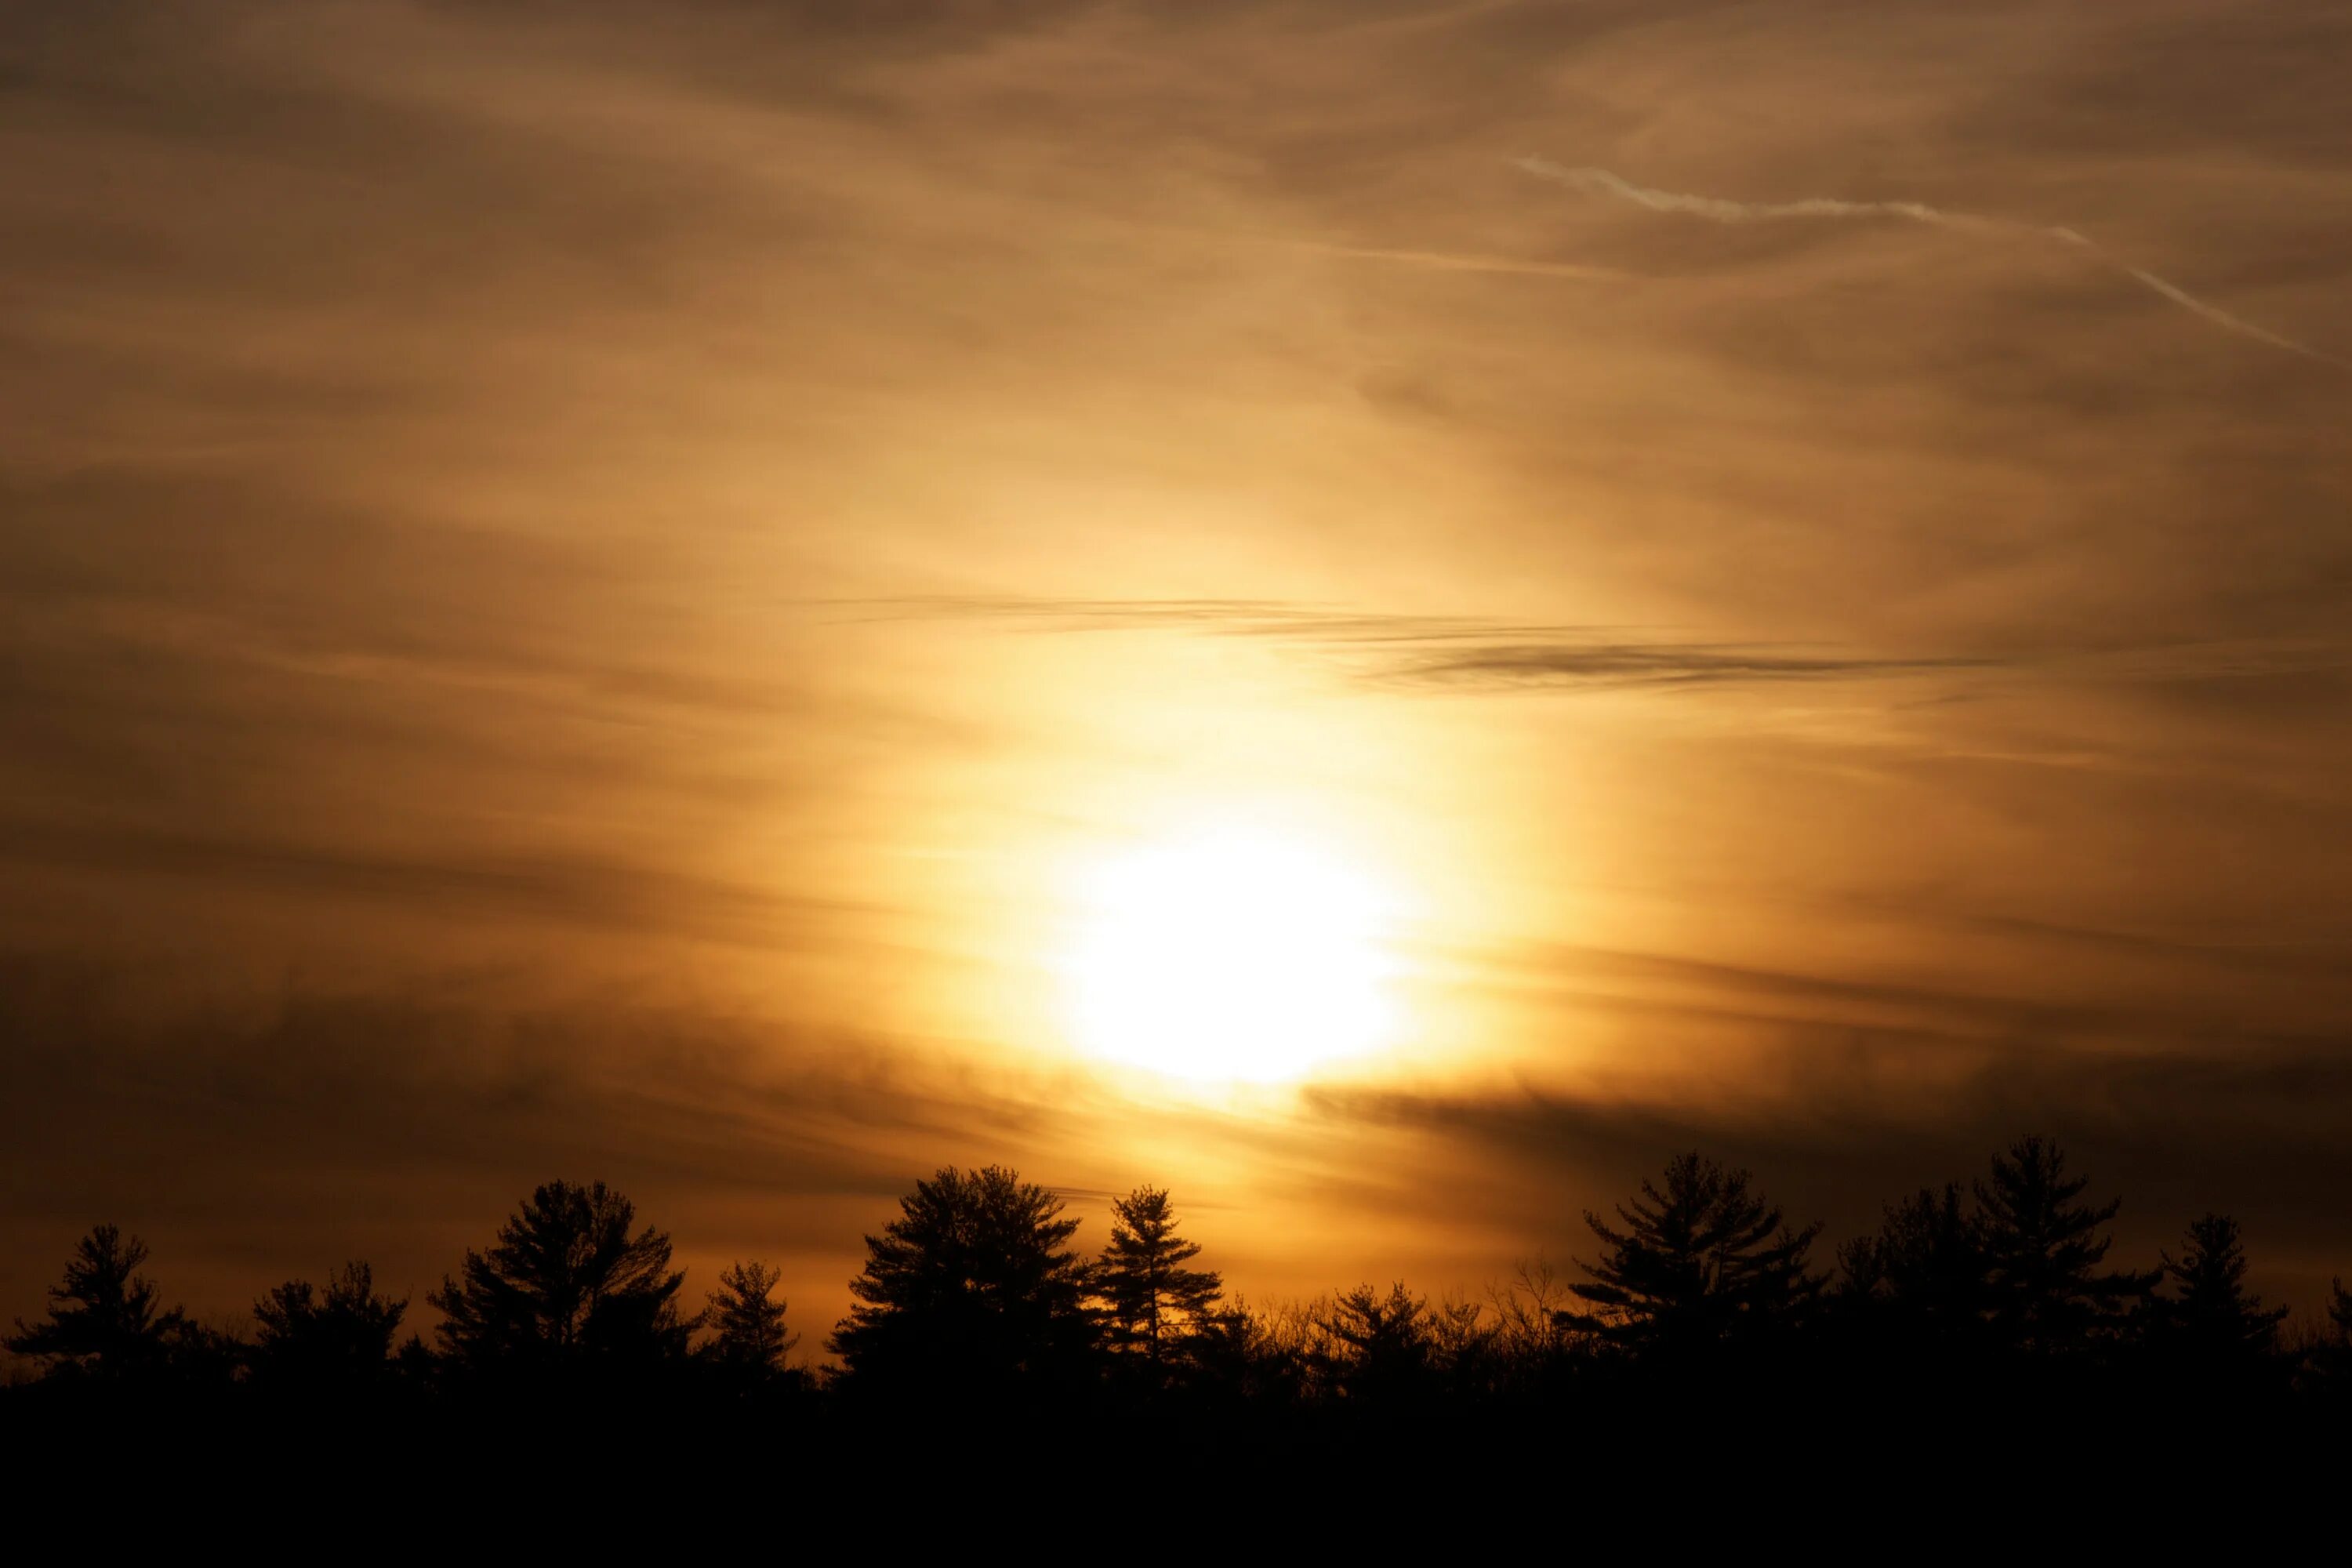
1377,640,1990,691
851,598,2352,704
848,597,1992,692
1515,158,2348,368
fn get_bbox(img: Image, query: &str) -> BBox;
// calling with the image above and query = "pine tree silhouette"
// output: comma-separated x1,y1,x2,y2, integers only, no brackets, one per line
428,1180,692,1382
1424,1293,1497,1400
829,1165,1098,1401
2154,1213,2287,1388
1973,1135,2154,1355
1566,1152,1822,1356
251,1261,407,1390
1320,1283,1434,1403
5,1224,184,1381
1838,1183,1991,1348
1095,1186,1223,1374
701,1260,799,1390
14,1142,2352,1432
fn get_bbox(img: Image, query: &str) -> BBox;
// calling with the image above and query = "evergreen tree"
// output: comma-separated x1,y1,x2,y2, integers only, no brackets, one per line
250,1261,408,1390
829,1165,1098,1400
2154,1214,2287,1374
428,1180,692,1381
5,1224,183,1381
162,1319,249,1388
1973,1135,2154,1355
1095,1186,1223,1371
1566,1152,1822,1355
2323,1278,2352,1389
1425,1294,1499,1400
700,1260,799,1390
1320,1283,1434,1402
1838,1183,1991,1347
1160,1296,1276,1405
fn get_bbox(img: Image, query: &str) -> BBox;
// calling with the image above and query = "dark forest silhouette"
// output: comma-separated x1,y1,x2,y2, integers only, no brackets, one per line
9,1135,2352,1455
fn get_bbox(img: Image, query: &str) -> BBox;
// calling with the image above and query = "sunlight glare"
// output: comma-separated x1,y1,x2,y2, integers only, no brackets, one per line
1059,825,1405,1083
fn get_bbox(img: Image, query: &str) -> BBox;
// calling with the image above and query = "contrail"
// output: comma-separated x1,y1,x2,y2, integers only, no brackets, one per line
1526,162,1993,233
2116,266,2339,365
1515,157,2343,368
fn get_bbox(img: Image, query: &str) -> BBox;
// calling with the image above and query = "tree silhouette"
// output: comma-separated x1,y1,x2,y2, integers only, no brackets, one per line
250,1262,407,1391
5,1224,184,1381
1425,1293,1499,1400
1320,1283,1435,1403
1486,1259,1577,1359
13,1139,2352,1431
1838,1183,1991,1349
428,1180,692,1382
1973,1136,2154,1355
2320,1278,2352,1396
829,1165,1097,1401
2153,1214,2287,1383
700,1260,799,1392
1095,1186,1224,1374
1566,1152,1822,1356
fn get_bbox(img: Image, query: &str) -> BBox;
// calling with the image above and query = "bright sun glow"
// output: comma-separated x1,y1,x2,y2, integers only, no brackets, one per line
1059,826,1405,1083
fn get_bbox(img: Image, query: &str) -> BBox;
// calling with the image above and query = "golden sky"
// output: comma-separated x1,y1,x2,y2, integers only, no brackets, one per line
5,1,2351,1340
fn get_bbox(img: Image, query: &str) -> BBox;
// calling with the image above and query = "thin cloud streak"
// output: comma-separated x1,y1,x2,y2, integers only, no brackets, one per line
850,597,1992,692
1521,161,2005,233
1276,238,1624,282
1307,1056,2352,1280
2119,267,2343,366
1386,642,1991,691
850,599,2352,706
1515,158,2348,368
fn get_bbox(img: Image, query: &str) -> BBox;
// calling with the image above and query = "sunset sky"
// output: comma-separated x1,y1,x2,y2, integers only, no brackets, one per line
6,1,2351,1344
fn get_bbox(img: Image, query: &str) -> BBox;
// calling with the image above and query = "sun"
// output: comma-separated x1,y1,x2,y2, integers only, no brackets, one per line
1058,824,1405,1083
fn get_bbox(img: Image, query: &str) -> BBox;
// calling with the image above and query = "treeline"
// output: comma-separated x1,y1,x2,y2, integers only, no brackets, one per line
8,1135,2352,1436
